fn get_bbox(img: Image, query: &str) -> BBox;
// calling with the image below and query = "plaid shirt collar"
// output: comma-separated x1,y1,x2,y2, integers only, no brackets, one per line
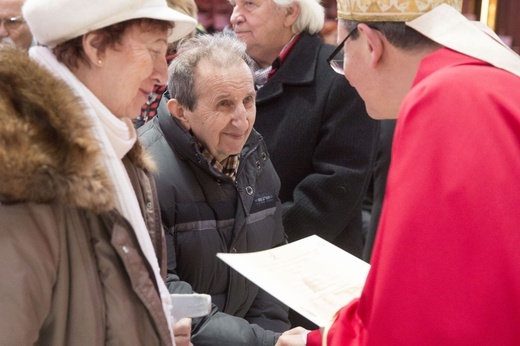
194,135,240,181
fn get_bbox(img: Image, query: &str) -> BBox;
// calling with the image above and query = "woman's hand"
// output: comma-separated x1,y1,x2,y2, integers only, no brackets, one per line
275,327,309,346
173,317,192,346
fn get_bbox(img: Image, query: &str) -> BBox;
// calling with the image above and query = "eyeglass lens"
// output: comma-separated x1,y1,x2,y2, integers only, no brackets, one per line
0,16,25,30
327,26,358,75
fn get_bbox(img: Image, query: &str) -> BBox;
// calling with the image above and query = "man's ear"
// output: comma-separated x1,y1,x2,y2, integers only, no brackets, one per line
358,23,384,69
284,3,300,28
82,32,104,67
168,99,191,131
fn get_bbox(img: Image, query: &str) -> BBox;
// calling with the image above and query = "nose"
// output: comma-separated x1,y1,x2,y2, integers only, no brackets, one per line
0,22,8,37
152,56,168,85
229,6,244,26
231,104,249,131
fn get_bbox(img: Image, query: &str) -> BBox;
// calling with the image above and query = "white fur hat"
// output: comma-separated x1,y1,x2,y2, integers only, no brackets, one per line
23,0,197,48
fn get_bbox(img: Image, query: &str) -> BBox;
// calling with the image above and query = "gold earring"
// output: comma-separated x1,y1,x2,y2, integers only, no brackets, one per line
97,59,102,66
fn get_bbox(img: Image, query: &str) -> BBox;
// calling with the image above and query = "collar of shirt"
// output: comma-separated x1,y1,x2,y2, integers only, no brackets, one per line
252,33,302,89
194,134,240,181
267,33,302,80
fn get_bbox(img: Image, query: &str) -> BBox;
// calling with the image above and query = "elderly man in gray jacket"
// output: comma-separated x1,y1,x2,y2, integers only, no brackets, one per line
138,33,290,346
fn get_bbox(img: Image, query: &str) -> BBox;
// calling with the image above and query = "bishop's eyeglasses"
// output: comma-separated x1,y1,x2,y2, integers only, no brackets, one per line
0,16,26,31
326,25,359,75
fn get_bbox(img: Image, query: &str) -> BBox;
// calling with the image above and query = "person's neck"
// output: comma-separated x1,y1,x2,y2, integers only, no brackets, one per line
252,49,283,69
251,32,297,69
384,45,442,119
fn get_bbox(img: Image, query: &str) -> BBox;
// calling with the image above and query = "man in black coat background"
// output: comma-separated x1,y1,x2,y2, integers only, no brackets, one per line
229,0,380,329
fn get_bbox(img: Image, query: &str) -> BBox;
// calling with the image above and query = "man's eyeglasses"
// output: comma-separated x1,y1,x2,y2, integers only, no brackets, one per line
327,25,358,75
0,16,26,31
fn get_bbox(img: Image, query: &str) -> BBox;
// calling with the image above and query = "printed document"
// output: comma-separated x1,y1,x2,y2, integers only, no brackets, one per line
217,235,370,327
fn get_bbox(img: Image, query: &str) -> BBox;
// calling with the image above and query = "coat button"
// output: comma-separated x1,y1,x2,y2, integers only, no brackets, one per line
245,186,253,195
230,247,237,253
261,152,267,160
256,160,261,170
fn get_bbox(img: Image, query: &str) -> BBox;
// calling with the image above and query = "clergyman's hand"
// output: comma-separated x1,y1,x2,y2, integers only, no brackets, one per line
275,327,309,346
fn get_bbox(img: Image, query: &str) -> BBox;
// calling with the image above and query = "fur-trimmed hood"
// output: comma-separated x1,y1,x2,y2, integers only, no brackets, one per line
0,47,151,212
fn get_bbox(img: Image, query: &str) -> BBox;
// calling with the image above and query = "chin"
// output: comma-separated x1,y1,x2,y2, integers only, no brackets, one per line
365,104,385,120
236,32,251,43
368,111,396,120
366,110,381,120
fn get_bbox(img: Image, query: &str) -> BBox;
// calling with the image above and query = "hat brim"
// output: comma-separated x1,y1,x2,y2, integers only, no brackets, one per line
125,6,197,43
88,6,197,43
44,6,197,47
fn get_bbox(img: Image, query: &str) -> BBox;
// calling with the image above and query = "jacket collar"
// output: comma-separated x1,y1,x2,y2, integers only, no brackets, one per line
256,32,322,103
0,47,150,212
413,47,491,87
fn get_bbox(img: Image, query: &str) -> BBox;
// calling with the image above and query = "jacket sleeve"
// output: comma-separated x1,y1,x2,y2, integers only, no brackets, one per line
306,299,364,346
165,231,282,346
191,308,282,346
0,204,59,345
281,74,379,257
244,287,290,332
243,198,290,333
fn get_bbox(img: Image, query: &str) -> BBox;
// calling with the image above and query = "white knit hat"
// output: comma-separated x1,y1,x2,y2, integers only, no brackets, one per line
23,0,197,48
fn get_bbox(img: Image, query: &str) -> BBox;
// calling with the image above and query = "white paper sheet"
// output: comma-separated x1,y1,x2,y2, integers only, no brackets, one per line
217,235,370,327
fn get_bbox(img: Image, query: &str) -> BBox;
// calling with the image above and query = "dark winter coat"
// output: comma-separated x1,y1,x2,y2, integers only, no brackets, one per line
254,32,380,258
138,107,290,346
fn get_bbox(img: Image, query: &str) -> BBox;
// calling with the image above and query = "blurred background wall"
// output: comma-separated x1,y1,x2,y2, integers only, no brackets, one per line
195,0,519,53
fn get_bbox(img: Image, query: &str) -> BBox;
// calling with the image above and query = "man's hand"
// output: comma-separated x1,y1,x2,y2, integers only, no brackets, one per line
173,317,192,346
275,327,309,346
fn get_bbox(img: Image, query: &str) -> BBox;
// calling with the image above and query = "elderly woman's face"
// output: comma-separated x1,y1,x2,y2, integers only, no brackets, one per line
88,24,169,119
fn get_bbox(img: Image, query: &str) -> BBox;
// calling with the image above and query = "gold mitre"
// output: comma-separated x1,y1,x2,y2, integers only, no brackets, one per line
337,0,463,22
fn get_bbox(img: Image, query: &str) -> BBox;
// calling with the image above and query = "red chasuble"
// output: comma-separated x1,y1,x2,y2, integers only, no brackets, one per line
308,48,520,345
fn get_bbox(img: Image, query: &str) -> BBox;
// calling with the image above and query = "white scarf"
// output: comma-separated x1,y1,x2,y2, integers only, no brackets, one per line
29,46,175,341
252,60,272,89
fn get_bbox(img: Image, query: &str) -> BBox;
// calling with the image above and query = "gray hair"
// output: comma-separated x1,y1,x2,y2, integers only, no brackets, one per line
167,33,252,111
273,0,325,35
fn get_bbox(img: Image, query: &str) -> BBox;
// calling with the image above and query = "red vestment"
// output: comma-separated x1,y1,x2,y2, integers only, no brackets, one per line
308,48,520,345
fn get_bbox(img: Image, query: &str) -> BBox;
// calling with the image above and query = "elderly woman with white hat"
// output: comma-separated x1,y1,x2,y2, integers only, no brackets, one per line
0,0,196,345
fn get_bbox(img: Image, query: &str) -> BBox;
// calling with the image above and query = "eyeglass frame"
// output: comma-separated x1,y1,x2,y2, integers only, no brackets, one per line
0,16,26,31
326,25,359,75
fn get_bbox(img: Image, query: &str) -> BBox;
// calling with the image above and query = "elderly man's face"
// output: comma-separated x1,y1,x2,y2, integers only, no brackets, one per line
229,0,293,66
181,59,256,162
0,0,33,50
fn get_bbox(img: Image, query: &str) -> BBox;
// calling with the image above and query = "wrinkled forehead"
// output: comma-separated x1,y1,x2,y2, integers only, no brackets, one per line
0,0,25,14
194,61,254,95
